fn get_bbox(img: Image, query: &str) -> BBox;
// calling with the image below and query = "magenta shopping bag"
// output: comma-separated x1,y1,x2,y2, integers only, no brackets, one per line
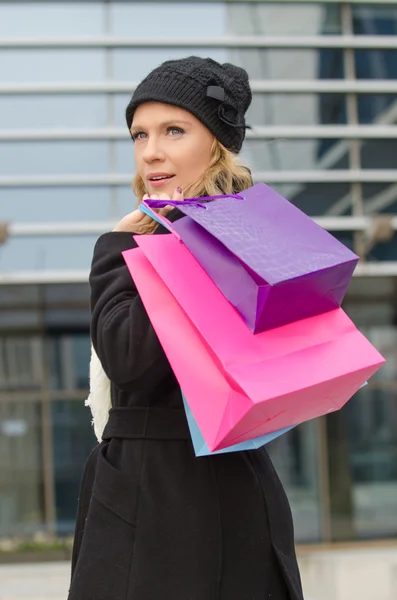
141,182,359,333
123,237,383,452
182,395,294,456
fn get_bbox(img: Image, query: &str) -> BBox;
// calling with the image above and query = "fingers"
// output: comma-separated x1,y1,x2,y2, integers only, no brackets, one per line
141,188,183,220
156,193,174,214
172,187,184,202
143,188,184,203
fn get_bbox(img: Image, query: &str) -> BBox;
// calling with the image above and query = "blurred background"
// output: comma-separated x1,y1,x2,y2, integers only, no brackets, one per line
0,1,396,598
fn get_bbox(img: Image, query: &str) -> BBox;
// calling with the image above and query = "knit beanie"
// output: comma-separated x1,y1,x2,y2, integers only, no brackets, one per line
125,56,252,154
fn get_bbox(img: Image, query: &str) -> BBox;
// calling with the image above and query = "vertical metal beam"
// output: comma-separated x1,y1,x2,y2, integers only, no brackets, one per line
41,392,56,536
317,416,332,542
38,289,56,536
104,0,120,220
342,2,366,259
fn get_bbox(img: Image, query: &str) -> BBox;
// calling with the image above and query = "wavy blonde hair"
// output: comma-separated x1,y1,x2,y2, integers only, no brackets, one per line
132,138,253,206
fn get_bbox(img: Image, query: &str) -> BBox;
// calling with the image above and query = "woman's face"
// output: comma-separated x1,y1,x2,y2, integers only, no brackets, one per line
131,102,213,196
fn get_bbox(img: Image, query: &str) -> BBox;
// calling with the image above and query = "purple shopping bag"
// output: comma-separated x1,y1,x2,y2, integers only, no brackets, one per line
141,182,359,333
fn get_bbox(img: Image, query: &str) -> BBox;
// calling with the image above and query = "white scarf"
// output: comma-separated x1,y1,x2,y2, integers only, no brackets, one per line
85,346,112,442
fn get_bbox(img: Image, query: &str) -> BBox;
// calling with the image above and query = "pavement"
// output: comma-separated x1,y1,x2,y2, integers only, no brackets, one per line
0,560,316,600
0,562,70,600
0,561,317,600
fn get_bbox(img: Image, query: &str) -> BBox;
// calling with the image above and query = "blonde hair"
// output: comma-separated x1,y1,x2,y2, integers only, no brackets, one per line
132,138,253,206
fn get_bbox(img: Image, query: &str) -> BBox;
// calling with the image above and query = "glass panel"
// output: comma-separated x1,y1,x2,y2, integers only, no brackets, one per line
0,399,45,536
112,48,227,81
367,233,397,263
115,139,134,175
114,93,134,127
242,139,347,172
45,310,90,330
345,302,395,329
345,276,395,304
363,326,397,384
116,186,139,216
0,141,109,176
228,2,341,36
0,285,41,308
270,182,351,217
44,283,90,307
0,336,44,390
51,399,96,536
43,286,90,331
355,50,397,80
353,3,397,80
0,95,108,129
330,231,355,252
2,187,113,222
48,334,90,391
0,3,104,37
0,310,41,330
358,94,397,124
267,421,322,543
0,236,98,272
0,50,106,83
112,2,341,38
110,2,227,37
249,94,347,126
327,383,397,541
113,48,344,82
228,49,344,80
361,139,397,170
352,4,397,36
363,183,397,214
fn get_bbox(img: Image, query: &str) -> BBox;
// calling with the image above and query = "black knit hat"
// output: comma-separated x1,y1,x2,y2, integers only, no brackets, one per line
125,56,252,154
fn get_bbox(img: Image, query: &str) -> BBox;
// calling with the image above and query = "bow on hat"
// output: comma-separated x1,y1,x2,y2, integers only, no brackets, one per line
206,85,251,130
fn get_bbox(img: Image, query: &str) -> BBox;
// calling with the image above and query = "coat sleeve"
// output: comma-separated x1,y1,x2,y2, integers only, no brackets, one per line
89,232,172,388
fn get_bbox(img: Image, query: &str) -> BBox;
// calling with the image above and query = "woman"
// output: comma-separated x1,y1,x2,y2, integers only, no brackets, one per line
68,56,304,600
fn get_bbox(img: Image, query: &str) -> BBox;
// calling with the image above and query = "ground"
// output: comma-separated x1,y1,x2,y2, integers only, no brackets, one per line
0,561,69,600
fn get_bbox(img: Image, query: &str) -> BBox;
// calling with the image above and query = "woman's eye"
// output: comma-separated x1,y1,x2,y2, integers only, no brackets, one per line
131,131,146,141
167,126,184,136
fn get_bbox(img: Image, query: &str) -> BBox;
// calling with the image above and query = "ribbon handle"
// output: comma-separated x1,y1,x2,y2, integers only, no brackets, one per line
143,193,244,210
139,193,244,238
139,202,181,240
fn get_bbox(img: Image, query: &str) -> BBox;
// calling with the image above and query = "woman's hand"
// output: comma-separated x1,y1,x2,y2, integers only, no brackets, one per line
112,188,184,234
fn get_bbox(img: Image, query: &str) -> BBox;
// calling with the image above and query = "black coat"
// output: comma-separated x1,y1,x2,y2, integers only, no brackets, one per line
68,213,304,600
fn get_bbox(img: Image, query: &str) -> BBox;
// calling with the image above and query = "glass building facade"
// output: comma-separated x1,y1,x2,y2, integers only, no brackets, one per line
0,0,396,546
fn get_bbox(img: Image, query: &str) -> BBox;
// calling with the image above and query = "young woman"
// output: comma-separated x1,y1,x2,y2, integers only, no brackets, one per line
68,56,304,600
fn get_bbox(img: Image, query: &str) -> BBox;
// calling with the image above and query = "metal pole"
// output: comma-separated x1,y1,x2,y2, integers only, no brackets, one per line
104,0,120,221
1,125,397,141
38,289,56,536
342,3,366,262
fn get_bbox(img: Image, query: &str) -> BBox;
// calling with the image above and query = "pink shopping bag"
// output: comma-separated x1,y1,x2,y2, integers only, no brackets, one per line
123,238,385,452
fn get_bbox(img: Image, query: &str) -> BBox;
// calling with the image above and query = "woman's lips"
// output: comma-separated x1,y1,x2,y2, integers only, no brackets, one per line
148,175,176,188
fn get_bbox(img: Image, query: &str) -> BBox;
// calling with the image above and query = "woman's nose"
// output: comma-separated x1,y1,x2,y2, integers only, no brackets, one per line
142,137,165,163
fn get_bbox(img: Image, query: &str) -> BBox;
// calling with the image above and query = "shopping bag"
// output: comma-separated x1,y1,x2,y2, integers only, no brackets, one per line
141,182,359,333
124,235,384,452
182,395,294,456
183,383,366,457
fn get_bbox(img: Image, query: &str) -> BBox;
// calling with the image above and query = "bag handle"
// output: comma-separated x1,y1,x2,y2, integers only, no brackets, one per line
143,193,244,210
139,193,244,239
138,202,181,240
